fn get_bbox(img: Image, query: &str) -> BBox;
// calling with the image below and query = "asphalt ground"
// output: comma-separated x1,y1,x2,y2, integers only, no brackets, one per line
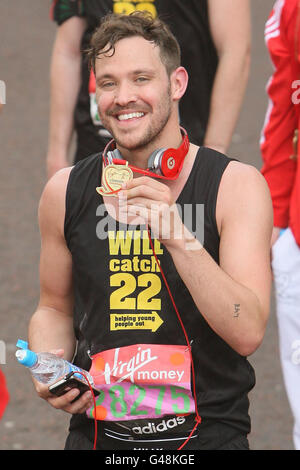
0,0,294,450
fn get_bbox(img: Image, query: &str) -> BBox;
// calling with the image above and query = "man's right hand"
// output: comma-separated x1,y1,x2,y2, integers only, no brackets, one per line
37,381,94,414
33,349,94,414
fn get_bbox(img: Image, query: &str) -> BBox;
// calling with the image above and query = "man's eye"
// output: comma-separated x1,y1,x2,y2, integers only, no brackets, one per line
136,76,149,83
102,82,115,88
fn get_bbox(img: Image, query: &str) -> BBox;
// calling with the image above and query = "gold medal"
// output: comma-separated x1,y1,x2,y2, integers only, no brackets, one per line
96,162,133,197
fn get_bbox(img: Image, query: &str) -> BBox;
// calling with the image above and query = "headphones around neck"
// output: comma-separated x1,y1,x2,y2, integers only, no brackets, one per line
102,127,189,180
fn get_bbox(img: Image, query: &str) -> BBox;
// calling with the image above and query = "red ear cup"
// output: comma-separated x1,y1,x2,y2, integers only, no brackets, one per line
102,128,189,180
148,148,179,177
147,128,190,178
160,148,181,178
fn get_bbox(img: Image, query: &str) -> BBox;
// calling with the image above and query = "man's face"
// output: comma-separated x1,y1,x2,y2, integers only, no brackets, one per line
95,36,174,152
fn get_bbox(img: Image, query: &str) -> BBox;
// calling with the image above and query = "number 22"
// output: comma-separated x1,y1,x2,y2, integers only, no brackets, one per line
110,273,161,310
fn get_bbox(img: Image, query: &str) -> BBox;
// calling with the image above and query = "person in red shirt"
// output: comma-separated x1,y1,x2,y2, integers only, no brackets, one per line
0,369,9,419
261,0,300,450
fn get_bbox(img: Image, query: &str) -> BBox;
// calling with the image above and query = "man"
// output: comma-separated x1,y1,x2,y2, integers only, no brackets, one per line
29,12,272,450
261,0,300,450
47,0,250,178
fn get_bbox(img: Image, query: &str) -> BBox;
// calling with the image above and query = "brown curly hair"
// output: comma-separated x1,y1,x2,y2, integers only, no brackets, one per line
86,11,181,77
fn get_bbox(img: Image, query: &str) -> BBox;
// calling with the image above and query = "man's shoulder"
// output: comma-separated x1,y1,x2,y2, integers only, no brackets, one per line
39,167,74,217
223,160,265,183
39,167,75,237
219,160,270,198
217,160,273,224
45,166,74,195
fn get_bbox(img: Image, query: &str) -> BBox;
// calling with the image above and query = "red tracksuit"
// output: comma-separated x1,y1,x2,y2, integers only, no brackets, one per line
0,369,9,419
261,0,300,246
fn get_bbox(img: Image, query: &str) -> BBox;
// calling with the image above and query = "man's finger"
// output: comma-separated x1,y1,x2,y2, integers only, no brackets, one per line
124,175,167,192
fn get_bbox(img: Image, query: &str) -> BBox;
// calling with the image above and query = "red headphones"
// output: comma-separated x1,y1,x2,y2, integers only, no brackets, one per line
102,127,189,180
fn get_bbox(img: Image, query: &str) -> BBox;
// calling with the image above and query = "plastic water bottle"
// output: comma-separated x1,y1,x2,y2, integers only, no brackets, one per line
15,339,94,386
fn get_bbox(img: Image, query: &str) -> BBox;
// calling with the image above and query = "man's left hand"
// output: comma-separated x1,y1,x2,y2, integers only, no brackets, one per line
118,176,184,248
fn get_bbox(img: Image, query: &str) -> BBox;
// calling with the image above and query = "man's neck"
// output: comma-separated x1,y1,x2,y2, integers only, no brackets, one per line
117,127,184,170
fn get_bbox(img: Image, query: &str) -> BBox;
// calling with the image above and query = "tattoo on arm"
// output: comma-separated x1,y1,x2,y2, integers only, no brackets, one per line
234,304,240,318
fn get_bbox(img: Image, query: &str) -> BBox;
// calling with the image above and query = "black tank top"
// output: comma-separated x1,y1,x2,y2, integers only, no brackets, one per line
64,147,255,450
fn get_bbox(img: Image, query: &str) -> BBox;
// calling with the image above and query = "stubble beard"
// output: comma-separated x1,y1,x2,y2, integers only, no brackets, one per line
99,84,172,152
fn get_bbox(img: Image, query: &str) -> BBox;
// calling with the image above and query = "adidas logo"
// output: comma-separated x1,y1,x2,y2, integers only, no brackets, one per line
132,416,186,435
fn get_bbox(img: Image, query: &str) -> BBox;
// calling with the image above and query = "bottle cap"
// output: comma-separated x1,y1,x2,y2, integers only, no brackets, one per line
16,339,28,350
15,339,37,367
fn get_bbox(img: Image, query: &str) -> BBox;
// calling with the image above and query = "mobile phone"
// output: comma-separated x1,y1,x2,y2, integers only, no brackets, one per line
48,374,100,402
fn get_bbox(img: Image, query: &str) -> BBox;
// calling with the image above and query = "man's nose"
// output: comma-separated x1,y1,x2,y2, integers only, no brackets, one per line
114,81,137,107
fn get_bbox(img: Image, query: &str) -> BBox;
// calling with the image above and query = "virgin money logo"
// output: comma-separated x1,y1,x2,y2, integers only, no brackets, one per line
91,344,190,387
103,346,158,384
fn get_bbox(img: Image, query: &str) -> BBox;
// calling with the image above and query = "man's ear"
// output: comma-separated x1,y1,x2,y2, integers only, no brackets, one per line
170,66,189,102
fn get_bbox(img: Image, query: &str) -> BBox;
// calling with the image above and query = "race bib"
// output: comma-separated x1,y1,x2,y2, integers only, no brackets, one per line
86,344,195,422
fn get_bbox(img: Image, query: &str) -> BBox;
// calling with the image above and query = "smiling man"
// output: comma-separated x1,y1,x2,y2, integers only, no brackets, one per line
28,12,273,450
92,27,183,160
47,0,251,179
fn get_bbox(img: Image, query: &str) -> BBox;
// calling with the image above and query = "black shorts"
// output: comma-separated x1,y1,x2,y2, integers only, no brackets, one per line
64,425,249,451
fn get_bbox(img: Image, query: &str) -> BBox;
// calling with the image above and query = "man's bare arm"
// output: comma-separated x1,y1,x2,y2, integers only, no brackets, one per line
204,0,251,154
167,163,273,356
122,162,273,356
28,168,93,413
29,168,75,358
47,17,87,179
